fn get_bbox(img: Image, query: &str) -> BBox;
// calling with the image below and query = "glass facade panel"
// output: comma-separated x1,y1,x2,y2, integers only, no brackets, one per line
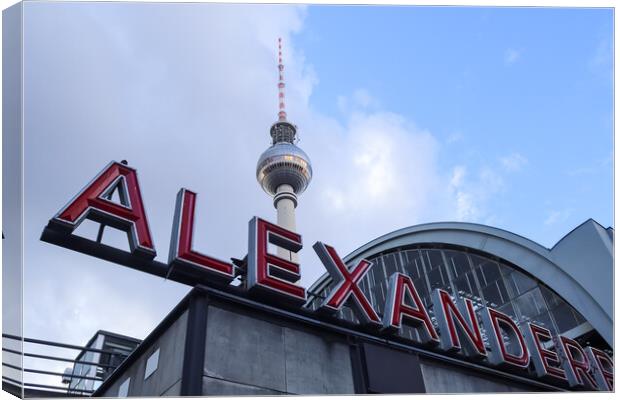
496,279,509,304
552,302,580,333
478,260,501,285
513,288,546,323
444,250,470,278
482,282,502,307
423,250,451,292
382,254,398,279
498,302,515,317
413,277,430,306
453,271,475,295
532,310,556,334
510,270,537,295
403,250,423,280
428,267,444,291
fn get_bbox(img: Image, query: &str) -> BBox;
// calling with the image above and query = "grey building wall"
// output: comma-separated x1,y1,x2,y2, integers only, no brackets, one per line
99,310,188,397
95,288,565,396
203,305,355,395
419,358,537,393
549,219,613,339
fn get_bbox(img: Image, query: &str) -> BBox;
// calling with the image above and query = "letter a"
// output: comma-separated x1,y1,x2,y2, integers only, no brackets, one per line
51,161,155,257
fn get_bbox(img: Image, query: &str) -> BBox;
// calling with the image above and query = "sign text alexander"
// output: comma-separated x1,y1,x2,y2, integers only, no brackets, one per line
43,161,614,391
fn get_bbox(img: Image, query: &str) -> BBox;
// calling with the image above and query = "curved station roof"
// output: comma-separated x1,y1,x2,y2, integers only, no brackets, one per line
308,219,613,350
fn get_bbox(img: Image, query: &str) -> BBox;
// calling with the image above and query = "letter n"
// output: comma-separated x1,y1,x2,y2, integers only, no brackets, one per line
382,273,439,346
431,288,486,359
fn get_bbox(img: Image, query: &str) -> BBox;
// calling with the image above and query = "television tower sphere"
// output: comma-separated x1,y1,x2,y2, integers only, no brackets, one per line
256,38,312,261
256,127,313,199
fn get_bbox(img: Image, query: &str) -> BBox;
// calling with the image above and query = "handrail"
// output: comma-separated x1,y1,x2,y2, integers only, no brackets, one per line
2,363,104,381
2,332,134,396
25,382,94,394
2,347,118,368
3,333,120,355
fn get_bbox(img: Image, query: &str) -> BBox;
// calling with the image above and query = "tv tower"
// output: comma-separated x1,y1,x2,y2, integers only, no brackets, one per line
256,38,312,262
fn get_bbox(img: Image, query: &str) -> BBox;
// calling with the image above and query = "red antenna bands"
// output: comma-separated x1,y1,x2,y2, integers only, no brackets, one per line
277,37,287,122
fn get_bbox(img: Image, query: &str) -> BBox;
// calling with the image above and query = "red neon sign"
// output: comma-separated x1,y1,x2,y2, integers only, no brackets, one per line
45,161,614,392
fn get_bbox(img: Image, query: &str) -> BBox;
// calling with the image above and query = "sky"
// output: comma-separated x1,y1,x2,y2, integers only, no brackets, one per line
2,2,613,388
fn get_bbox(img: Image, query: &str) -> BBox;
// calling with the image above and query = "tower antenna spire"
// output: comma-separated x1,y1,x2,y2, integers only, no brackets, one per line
277,37,287,122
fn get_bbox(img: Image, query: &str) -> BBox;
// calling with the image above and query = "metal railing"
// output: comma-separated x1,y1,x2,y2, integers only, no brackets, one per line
2,333,130,397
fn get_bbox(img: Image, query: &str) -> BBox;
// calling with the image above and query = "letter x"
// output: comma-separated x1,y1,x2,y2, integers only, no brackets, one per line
313,242,381,325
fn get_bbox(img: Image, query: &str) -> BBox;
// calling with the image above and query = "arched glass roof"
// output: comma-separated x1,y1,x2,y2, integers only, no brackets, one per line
307,244,610,354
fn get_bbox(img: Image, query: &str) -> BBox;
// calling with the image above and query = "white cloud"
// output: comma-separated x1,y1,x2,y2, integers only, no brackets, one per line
500,152,528,171
448,165,504,222
337,88,379,114
455,191,478,221
296,105,456,261
504,48,521,65
588,38,612,72
567,154,612,176
352,88,376,109
446,132,464,144
450,165,466,187
544,208,574,226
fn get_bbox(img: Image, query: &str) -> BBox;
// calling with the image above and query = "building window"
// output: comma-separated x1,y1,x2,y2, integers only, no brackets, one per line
144,348,160,380
118,377,131,397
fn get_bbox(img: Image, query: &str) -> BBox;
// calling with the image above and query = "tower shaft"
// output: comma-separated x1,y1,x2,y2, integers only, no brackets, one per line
274,184,298,262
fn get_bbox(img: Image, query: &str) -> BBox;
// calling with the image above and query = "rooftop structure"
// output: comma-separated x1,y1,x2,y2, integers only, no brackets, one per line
66,331,141,395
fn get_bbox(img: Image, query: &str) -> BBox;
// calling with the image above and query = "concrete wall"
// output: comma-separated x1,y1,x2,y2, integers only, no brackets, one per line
95,292,561,396
550,219,613,345
202,305,355,395
420,358,538,393
99,310,188,397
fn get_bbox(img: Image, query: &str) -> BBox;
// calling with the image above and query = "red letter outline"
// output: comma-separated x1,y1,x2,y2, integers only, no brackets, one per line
52,161,155,257
480,307,529,369
247,217,306,303
585,347,613,391
168,189,234,283
313,242,381,326
382,273,439,345
556,335,598,389
522,323,566,382
431,289,487,358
